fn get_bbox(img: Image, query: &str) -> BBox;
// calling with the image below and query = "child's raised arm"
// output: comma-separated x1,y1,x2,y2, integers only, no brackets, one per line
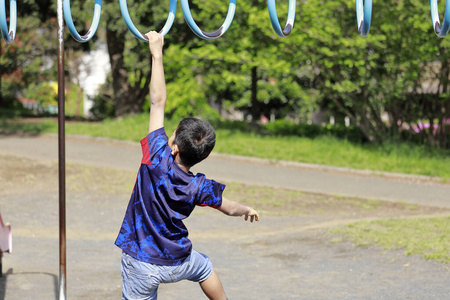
146,31,166,133
218,197,259,222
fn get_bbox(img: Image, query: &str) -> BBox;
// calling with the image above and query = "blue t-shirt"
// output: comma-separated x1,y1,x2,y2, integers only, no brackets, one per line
115,127,225,266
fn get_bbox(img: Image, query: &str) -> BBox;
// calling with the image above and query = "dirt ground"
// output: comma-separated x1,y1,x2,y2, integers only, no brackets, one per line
1,153,450,299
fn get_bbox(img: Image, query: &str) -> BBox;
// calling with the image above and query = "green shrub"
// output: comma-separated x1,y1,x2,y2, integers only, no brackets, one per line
263,119,367,143
90,93,115,120
23,82,58,107
210,119,250,132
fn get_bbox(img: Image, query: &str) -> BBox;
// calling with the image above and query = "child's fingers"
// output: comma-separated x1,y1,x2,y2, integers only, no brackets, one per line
145,31,163,44
145,31,155,40
246,214,257,222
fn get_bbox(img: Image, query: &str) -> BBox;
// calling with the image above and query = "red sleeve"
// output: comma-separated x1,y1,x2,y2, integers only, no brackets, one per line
140,128,168,165
140,137,151,165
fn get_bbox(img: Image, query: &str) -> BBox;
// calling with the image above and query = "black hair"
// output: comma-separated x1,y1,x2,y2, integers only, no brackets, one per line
174,118,216,167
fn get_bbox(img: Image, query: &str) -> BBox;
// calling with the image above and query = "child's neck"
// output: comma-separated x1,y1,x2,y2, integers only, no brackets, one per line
174,155,191,173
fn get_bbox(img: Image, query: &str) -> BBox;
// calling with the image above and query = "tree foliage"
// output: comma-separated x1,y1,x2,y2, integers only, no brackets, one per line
0,0,448,148
162,0,449,147
0,0,57,107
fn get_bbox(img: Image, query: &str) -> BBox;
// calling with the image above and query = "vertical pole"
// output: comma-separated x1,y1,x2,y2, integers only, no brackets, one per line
57,0,67,298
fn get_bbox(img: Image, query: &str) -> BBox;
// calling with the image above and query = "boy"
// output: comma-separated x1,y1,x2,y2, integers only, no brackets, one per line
115,31,259,300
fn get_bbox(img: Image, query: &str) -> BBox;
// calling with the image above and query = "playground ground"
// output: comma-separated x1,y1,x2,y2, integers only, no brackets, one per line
0,134,450,299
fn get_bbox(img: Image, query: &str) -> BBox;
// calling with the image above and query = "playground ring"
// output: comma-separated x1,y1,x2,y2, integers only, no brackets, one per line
63,0,101,42
356,0,372,37
120,0,176,41
267,0,296,37
180,0,236,39
0,0,17,43
430,0,450,37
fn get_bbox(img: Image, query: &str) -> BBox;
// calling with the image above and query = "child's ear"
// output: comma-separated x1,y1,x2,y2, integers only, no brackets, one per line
171,144,180,156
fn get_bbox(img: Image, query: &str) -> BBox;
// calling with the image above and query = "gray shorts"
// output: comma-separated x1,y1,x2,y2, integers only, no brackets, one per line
121,250,213,300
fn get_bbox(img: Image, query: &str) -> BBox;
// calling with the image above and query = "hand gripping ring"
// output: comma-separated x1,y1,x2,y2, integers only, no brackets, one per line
120,0,176,41
181,0,236,40
430,0,450,37
355,0,372,37
267,0,296,38
0,0,17,44
63,0,101,42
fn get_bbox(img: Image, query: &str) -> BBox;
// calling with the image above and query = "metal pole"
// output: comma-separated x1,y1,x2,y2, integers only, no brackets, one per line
57,0,67,298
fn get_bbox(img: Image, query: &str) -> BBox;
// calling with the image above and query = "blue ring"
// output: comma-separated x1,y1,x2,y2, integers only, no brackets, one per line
0,0,17,44
181,0,236,40
267,0,296,38
355,0,372,37
63,0,101,42
120,0,176,41
430,0,450,37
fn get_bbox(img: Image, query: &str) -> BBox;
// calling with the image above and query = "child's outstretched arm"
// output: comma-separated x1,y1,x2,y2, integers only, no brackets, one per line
218,196,259,222
145,31,166,133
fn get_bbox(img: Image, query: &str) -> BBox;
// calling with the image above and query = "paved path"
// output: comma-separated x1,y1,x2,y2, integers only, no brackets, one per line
0,134,449,208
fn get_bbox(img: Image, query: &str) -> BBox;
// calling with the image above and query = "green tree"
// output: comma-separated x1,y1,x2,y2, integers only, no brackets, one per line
99,0,201,116
3,0,448,148
0,0,92,111
272,0,449,147
0,0,57,108
160,0,317,122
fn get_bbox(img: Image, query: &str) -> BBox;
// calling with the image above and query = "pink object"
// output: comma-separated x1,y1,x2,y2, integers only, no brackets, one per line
260,115,269,125
0,213,12,253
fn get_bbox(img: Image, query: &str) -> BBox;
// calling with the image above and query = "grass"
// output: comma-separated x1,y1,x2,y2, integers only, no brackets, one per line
213,130,450,180
1,113,450,180
333,216,450,263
